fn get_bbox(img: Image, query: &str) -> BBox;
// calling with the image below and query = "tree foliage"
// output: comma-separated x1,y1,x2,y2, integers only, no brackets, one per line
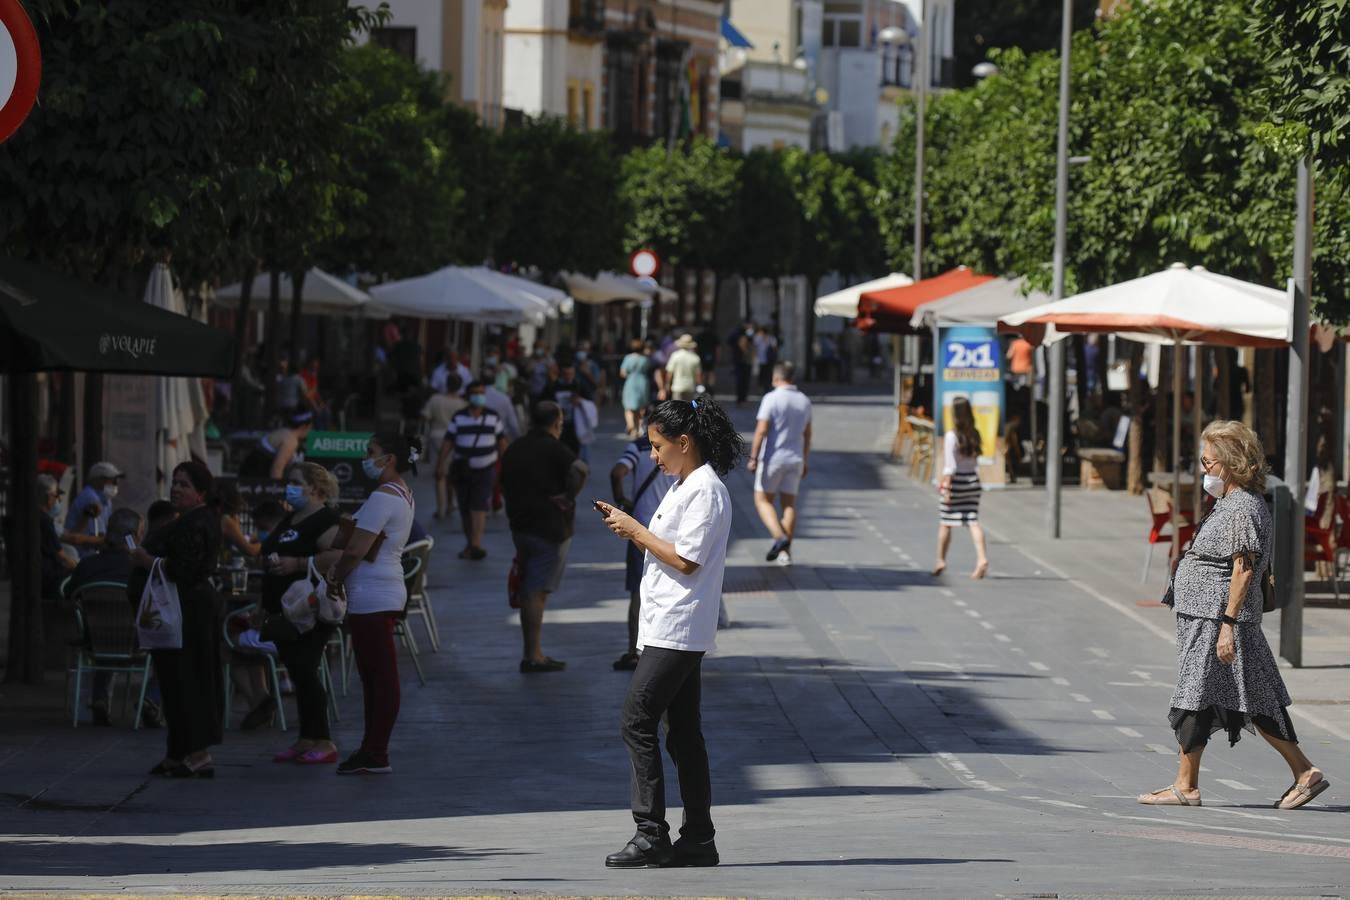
1251,0,1350,168
619,139,741,273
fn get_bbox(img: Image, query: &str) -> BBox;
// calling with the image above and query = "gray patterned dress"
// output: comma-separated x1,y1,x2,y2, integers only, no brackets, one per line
1164,488,1296,751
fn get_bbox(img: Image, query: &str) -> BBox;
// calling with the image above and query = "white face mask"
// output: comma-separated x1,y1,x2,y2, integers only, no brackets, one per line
103,484,119,500
1202,473,1226,499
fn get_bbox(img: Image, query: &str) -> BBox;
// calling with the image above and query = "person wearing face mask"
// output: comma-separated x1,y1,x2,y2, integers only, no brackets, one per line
595,397,744,869
259,463,342,764
439,381,505,560
1142,420,1329,810
128,461,225,778
65,461,124,559
327,433,420,775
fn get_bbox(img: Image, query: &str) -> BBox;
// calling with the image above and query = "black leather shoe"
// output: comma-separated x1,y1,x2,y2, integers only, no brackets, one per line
604,834,674,868
669,836,719,867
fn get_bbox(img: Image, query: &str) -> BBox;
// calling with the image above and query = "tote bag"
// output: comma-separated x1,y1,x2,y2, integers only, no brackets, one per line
280,558,348,631
135,559,183,650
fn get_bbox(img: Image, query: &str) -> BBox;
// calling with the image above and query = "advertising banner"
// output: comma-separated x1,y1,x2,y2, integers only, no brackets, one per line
936,326,1004,466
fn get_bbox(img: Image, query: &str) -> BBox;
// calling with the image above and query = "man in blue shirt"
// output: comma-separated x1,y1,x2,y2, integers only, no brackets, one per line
65,461,124,559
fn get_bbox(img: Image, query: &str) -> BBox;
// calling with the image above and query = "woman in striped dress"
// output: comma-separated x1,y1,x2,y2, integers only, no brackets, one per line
933,397,989,579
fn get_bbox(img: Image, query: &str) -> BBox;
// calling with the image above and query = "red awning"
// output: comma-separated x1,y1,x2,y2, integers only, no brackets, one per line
857,267,995,333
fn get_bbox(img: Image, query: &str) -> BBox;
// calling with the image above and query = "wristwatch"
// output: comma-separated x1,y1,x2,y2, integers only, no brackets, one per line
1220,614,1238,626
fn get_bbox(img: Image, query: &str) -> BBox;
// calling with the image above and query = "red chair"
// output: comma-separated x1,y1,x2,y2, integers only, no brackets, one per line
1307,493,1340,600
1142,488,1196,582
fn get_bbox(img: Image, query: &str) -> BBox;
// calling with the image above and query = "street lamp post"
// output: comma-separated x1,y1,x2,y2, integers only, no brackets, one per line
1046,0,1072,538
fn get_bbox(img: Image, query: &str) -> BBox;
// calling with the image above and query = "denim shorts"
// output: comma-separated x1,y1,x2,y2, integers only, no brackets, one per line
511,531,571,594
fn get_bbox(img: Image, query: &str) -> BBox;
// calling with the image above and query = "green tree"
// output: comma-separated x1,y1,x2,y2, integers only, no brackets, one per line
1251,0,1350,168
495,117,625,276
620,139,740,324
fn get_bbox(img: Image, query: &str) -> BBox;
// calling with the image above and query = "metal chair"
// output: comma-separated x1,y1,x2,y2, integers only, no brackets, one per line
1142,488,1196,582
221,604,288,732
402,537,440,651
68,581,151,728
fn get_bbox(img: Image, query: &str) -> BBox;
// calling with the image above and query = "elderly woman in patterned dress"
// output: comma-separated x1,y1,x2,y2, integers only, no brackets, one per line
1139,420,1329,810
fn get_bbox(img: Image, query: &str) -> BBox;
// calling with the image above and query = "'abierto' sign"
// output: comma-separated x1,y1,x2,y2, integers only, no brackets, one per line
0,0,40,145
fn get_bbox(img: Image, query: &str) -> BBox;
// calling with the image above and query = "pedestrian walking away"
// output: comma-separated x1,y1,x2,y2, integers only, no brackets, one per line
500,401,589,673
438,381,504,560
328,433,419,776
608,420,677,671
259,463,343,765
595,397,744,869
748,362,812,566
619,339,653,438
932,396,989,579
1140,420,1330,810
421,373,466,521
127,461,224,779
664,334,703,402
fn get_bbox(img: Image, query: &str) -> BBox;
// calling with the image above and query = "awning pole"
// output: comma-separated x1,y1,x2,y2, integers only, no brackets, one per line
1172,341,1183,559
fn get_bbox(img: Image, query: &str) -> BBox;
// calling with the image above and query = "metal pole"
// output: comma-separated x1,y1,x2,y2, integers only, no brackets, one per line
912,1,926,286
1046,0,1072,538
1281,157,1313,668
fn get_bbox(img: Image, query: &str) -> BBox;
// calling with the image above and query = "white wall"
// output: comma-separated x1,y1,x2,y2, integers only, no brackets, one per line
819,47,882,148
367,0,445,72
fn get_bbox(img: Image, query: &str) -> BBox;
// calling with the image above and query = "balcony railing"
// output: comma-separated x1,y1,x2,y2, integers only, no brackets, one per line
569,0,606,34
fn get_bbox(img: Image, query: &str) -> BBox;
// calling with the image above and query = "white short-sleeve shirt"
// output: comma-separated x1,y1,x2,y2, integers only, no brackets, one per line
638,463,732,653
346,484,415,614
755,385,812,466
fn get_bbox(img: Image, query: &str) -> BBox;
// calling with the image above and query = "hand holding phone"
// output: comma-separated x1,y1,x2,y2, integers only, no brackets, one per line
593,499,610,515
124,535,137,551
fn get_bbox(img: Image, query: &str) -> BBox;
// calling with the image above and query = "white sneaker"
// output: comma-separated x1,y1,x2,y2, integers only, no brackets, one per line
775,550,793,567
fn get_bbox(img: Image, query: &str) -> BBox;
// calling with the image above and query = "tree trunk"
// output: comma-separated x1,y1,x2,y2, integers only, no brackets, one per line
804,276,820,382
82,373,103,474
710,270,723,333
1255,349,1277,456
1217,348,1233,419
263,268,282,418
674,265,686,326
231,260,257,419
1153,347,1171,473
289,269,308,371
5,374,44,684
693,268,706,326
1127,341,1145,495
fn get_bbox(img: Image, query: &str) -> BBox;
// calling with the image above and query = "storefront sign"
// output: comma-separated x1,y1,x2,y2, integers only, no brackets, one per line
936,326,1004,465
305,430,374,507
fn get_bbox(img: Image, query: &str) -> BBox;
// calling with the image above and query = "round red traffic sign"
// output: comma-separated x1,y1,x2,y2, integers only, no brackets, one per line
0,0,40,145
630,248,660,278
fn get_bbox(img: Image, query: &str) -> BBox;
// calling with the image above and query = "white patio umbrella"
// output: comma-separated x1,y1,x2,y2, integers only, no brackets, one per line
144,263,209,498
814,272,913,318
466,267,567,318
213,267,384,318
999,263,1292,549
909,276,1051,329
562,270,678,305
368,265,549,325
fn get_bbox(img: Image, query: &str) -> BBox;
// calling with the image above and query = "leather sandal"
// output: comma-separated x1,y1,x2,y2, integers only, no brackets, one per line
1137,786,1200,806
1276,776,1330,809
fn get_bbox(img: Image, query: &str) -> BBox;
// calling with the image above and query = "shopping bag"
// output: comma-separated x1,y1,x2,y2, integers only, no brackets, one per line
135,559,183,650
279,558,347,631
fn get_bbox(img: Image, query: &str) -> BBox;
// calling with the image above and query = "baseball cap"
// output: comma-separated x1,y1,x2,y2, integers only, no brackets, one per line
88,461,124,481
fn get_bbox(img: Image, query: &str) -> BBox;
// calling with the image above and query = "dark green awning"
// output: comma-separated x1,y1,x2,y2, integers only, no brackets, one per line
0,257,235,376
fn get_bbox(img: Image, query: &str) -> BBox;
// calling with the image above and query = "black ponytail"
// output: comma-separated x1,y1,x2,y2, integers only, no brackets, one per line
647,396,745,476
371,430,423,474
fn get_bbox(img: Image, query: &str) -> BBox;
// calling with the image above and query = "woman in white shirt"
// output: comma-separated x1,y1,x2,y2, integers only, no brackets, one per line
596,397,744,870
933,397,989,579
327,431,419,775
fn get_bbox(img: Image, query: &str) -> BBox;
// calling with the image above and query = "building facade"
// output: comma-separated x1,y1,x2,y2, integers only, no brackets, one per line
363,0,509,129
503,0,606,128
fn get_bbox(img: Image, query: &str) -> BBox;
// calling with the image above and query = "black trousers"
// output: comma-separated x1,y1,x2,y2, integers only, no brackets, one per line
621,647,713,842
152,587,223,760
277,623,334,741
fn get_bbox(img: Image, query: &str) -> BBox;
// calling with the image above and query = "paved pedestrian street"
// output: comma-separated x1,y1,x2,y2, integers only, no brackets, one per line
2,390,1348,899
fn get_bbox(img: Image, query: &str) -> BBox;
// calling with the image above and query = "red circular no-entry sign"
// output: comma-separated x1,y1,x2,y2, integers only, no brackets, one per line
630,248,660,279
0,0,40,145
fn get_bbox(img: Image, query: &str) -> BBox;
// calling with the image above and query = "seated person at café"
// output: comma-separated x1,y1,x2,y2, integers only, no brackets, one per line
65,461,125,559
65,509,144,726
38,474,77,598
220,482,262,558
239,410,313,481
252,500,286,543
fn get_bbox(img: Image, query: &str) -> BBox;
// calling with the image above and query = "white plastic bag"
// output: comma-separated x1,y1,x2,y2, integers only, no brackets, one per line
135,558,183,650
280,559,347,631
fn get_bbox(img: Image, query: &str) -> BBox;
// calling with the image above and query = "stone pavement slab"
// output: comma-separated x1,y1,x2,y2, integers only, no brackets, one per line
0,387,1347,898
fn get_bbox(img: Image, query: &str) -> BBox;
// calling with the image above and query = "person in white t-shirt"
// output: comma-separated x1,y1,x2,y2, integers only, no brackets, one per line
327,431,419,776
747,361,812,566
596,397,744,870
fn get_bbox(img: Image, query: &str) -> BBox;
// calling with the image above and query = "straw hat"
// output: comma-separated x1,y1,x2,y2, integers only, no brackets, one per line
676,333,697,350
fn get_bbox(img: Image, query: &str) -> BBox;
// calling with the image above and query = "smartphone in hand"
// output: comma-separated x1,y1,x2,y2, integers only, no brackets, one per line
593,499,610,514
124,534,137,551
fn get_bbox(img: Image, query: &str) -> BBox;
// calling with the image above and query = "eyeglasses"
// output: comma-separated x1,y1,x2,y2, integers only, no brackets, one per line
1200,456,1216,471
